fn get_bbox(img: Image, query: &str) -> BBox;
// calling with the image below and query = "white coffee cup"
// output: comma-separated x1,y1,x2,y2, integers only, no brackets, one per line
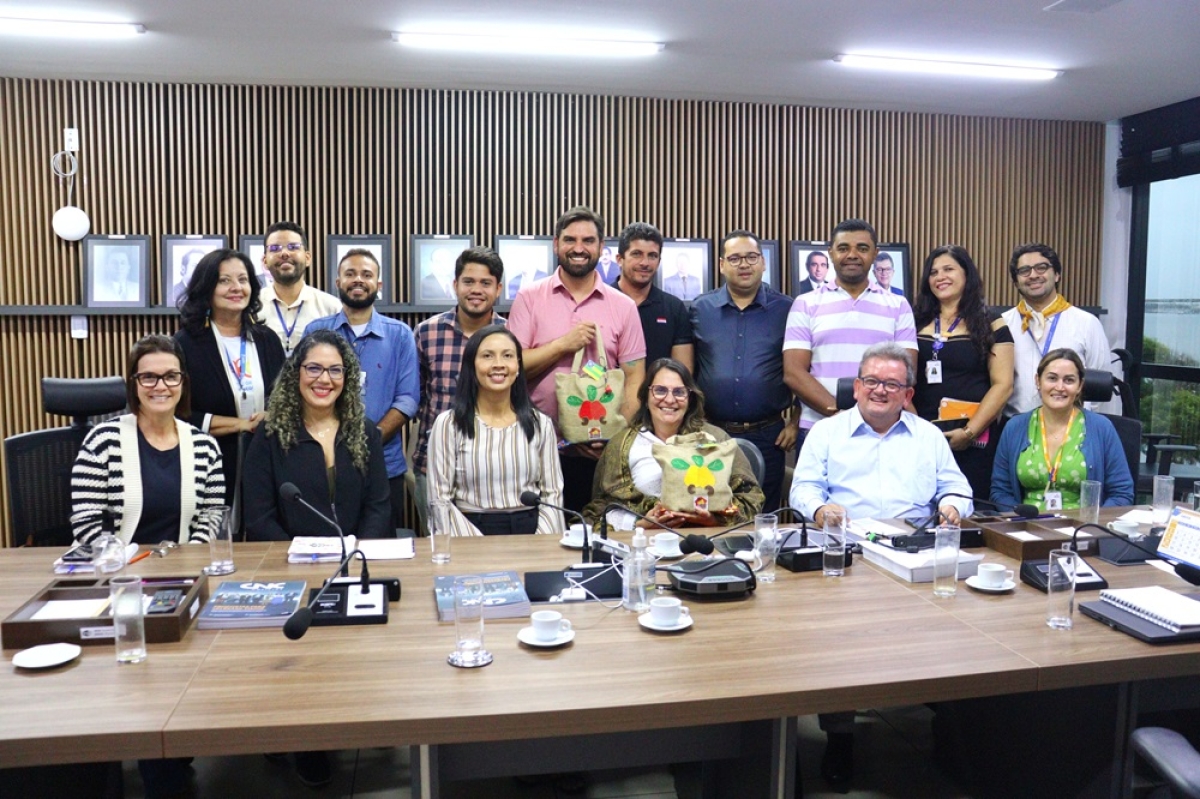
531,610,572,642
563,523,591,545
1108,519,1139,536
649,596,690,627
976,562,1014,588
652,532,681,554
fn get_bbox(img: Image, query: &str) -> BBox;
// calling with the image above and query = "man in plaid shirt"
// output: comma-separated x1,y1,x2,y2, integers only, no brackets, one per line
412,246,506,533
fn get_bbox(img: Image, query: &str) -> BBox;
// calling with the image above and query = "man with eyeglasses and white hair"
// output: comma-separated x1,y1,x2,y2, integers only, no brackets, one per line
1002,242,1112,414
788,341,971,792
258,221,342,357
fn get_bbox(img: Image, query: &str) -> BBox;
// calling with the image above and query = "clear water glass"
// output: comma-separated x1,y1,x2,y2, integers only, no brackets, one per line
1046,548,1076,629
932,525,961,598
822,510,847,577
448,575,492,668
110,574,146,664
754,513,779,583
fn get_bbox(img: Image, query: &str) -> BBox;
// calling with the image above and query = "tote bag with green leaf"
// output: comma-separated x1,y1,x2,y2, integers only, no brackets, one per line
554,325,627,443
651,431,736,514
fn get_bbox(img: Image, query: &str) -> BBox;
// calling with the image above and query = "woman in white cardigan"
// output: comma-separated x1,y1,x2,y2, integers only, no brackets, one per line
71,334,225,545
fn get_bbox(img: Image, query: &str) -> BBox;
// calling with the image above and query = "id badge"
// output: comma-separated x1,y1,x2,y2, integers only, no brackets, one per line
1043,490,1063,511
238,391,256,420
925,360,943,384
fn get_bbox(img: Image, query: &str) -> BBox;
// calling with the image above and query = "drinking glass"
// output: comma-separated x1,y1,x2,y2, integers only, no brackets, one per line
1152,475,1174,527
753,513,779,583
201,505,235,576
822,510,847,577
110,574,146,664
448,575,492,668
932,525,961,598
1046,548,1076,629
430,501,452,564
91,533,127,574
1078,480,1102,527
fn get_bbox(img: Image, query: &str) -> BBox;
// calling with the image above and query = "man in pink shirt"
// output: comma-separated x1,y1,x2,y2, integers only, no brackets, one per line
507,205,646,511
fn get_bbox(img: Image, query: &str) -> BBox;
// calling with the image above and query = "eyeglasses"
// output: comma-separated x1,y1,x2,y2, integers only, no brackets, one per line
723,253,763,267
649,385,690,401
300,363,346,380
135,371,184,388
266,242,305,253
1015,262,1053,278
859,376,909,394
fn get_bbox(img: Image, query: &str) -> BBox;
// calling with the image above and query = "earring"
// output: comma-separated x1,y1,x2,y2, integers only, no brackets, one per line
205,308,211,329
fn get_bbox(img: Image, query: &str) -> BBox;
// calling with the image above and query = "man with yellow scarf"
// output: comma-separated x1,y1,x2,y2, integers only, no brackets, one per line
1002,242,1112,414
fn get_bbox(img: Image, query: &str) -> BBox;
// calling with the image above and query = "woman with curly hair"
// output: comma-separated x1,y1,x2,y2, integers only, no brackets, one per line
427,325,564,535
583,358,764,530
912,245,1014,498
243,329,391,541
174,248,285,506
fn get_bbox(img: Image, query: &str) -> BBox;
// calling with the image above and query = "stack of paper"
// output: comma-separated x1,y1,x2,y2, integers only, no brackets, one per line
287,536,356,564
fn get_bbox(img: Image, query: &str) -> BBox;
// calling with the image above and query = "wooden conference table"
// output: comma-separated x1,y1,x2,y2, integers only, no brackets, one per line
1,513,1199,798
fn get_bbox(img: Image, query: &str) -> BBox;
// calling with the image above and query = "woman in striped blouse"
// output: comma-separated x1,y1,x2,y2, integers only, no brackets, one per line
427,324,565,535
70,334,225,545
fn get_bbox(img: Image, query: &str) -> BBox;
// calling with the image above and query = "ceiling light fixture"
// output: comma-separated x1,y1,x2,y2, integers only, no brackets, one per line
0,17,146,39
393,31,663,58
835,54,1060,81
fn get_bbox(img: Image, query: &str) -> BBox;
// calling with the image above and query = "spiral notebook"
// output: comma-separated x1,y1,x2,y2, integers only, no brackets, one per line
1080,586,1200,643
1098,586,1200,633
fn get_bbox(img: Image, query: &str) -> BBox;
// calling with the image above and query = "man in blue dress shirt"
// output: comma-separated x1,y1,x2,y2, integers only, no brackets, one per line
306,249,420,529
690,230,795,510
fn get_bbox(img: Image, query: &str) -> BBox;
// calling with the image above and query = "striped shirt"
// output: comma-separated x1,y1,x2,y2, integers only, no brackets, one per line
70,414,226,545
427,409,565,536
783,283,917,428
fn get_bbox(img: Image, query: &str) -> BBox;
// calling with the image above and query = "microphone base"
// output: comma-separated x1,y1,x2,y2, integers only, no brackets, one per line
1096,535,1164,566
305,583,389,627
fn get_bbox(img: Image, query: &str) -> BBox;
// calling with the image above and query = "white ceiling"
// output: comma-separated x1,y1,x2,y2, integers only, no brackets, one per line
1,0,1198,122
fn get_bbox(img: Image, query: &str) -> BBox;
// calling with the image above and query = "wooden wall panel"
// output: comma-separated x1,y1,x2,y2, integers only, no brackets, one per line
0,77,1104,546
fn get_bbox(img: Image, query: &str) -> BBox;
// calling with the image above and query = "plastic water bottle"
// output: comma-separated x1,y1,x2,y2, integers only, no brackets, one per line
623,529,652,612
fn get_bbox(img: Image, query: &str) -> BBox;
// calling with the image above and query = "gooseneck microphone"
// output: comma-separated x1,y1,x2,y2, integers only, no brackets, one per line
1067,523,1200,586
283,548,371,640
520,491,592,563
281,482,348,576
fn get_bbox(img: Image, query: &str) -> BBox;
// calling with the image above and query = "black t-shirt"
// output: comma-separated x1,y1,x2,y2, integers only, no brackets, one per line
915,311,1014,420
614,281,694,366
134,429,182,545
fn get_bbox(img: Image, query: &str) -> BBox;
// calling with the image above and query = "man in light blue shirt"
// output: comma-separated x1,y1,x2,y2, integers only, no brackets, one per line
790,341,972,528
306,248,420,528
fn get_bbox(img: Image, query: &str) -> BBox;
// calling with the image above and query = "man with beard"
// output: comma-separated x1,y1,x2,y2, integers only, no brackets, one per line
613,222,693,371
258,221,342,356
306,248,419,528
412,246,506,533
508,205,645,512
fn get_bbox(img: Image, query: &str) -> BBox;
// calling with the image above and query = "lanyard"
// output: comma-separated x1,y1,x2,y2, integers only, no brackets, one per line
273,299,303,349
222,336,249,396
1038,406,1076,488
1027,312,1061,357
931,316,961,359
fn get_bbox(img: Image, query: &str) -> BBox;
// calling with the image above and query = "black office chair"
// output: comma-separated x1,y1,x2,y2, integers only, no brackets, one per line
1082,369,1145,490
1131,726,1200,799
835,376,856,411
733,437,766,486
4,376,126,547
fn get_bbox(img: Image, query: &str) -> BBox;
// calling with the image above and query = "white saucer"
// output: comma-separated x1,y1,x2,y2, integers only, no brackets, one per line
517,626,575,647
559,537,588,550
648,546,683,559
965,576,1016,593
637,613,693,632
12,642,82,670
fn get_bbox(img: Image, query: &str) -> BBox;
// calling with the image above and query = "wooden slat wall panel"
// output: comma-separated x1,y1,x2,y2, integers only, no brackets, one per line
0,78,1104,546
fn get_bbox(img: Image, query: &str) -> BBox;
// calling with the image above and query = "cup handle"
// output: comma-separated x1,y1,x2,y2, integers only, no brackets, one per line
679,607,690,619
1004,569,1015,583
560,619,572,633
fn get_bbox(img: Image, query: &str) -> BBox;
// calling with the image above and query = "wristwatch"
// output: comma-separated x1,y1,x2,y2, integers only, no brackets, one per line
962,427,978,441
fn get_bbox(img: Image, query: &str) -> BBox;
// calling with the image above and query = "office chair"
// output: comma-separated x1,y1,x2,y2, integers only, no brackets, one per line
4,376,126,547
733,437,766,486
1131,726,1200,799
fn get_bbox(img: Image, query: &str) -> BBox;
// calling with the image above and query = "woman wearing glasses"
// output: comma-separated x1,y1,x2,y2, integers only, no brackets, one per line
71,334,226,546
912,245,1014,499
427,325,565,535
584,358,764,530
243,329,391,541
175,248,285,505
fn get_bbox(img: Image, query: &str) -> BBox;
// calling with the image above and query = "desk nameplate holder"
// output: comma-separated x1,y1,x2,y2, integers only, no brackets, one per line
1,575,208,649
977,519,1078,562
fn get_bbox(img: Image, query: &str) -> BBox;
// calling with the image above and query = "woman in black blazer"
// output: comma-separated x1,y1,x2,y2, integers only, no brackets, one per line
242,330,391,541
174,248,285,506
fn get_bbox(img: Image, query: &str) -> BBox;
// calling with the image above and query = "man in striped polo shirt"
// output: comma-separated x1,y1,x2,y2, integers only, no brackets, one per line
783,219,918,450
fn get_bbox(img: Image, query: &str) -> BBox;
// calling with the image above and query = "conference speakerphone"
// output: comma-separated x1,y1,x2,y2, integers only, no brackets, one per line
666,559,755,597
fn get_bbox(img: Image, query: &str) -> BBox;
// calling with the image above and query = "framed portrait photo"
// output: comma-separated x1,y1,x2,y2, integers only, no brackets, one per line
238,235,270,290
758,239,780,291
83,235,151,308
407,235,474,310
871,242,912,301
161,235,227,307
496,235,556,303
656,238,712,303
595,237,621,286
327,235,392,304
788,240,831,299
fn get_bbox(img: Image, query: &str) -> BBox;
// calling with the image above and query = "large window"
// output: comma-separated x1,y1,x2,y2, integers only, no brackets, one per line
1137,173,1200,470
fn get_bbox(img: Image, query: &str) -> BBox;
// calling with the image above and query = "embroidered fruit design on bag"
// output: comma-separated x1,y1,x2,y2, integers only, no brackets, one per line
567,384,617,440
671,454,725,511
